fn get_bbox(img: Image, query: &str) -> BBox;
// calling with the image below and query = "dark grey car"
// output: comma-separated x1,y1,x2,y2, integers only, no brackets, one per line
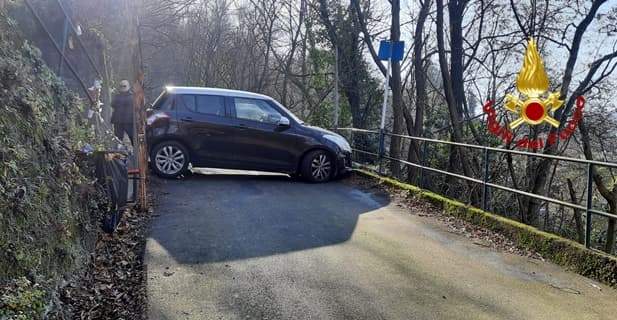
146,87,352,182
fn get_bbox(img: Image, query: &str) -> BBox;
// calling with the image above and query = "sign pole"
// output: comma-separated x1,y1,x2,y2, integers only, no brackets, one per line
380,58,391,131
378,42,392,175
376,39,403,174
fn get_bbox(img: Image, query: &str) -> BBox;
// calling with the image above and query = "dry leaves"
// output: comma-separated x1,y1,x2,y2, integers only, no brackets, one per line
55,208,151,320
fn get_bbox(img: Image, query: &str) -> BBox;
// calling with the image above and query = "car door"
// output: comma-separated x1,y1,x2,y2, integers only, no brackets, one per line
175,94,237,167
228,97,301,172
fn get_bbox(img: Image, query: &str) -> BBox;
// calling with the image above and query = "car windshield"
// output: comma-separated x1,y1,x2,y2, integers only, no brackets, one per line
270,99,305,125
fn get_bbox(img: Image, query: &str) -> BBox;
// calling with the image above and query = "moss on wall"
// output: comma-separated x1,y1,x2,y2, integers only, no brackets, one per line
355,169,617,288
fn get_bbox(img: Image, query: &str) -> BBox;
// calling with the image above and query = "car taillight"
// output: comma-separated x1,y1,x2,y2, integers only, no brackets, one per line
147,112,170,126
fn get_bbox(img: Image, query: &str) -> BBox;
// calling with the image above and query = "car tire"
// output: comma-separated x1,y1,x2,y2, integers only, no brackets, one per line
151,141,190,179
301,150,334,183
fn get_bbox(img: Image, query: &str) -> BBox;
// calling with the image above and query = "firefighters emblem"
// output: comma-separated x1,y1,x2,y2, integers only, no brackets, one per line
504,39,564,129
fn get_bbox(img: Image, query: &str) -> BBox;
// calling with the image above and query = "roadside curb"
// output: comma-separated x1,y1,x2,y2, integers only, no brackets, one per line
354,169,617,288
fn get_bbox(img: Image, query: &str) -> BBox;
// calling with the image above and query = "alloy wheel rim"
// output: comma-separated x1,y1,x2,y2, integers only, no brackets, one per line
311,154,331,181
155,145,185,175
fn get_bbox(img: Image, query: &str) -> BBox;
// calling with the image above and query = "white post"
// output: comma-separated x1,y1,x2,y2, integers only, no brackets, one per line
378,41,393,175
380,58,391,130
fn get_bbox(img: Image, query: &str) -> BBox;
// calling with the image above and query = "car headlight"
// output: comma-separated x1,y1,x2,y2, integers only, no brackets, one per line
323,134,351,152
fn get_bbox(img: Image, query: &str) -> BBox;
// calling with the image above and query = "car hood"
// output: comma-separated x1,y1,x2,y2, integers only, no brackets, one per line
304,125,342,138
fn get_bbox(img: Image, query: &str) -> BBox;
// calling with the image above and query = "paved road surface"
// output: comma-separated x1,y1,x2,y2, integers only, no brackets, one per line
146,171,617,320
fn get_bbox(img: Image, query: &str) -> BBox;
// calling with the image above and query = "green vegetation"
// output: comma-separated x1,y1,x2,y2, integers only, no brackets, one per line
0,278,47,320
0,11,106,318
355,169,617,288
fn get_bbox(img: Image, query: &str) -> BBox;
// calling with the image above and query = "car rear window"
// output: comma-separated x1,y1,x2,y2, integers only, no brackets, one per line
151,91,173,110
197,95,225,116
179,95,196,111
179,94,225,116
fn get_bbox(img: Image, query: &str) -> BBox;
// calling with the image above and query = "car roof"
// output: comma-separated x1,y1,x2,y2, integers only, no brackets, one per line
165,86,272,100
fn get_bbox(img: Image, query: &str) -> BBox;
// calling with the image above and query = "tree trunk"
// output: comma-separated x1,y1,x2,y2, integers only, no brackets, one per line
407,0,431,183
566,179,585,244
435,0,479,204
388,0,404,178
316,0,364,133
521,0,608,226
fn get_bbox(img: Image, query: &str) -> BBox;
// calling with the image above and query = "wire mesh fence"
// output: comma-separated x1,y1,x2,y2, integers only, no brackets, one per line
14,0,149,211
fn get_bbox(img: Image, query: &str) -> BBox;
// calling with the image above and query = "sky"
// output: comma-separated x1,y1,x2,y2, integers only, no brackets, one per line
360,0,617,114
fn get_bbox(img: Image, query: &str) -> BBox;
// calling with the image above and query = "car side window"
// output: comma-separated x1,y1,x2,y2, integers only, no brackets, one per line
234,98,282,124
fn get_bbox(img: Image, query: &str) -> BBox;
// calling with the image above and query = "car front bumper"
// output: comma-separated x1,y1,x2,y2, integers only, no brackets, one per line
335,151,353,175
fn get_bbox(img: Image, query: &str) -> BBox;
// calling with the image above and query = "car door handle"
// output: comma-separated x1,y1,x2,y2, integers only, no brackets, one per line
180,117,195,122
234,124,248,130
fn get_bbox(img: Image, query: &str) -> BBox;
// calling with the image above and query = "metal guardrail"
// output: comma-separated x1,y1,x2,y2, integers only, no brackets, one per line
337,127,617,249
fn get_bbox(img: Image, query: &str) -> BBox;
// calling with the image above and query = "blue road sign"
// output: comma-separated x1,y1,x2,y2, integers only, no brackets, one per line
378,40,405,61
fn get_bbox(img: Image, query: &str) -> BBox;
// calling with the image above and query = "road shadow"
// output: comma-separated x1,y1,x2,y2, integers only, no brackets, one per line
148,170,390,264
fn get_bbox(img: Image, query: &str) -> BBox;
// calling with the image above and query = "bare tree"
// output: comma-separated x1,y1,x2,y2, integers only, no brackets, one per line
406,0,431,183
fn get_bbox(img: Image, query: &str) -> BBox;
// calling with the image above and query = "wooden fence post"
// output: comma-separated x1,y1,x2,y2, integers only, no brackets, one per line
132,72,148,211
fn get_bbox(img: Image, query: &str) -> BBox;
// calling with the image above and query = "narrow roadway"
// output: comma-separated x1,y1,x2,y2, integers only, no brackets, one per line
146,171,617,320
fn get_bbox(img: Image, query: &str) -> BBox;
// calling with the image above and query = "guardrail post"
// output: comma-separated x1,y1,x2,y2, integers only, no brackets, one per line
585,163,593,248
378,129,385,175
482,148,490,211
348,128,355,163
418,141,428,188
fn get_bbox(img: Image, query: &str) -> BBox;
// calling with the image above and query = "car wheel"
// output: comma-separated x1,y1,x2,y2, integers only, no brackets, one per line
301,150,334,183
151,141,190,179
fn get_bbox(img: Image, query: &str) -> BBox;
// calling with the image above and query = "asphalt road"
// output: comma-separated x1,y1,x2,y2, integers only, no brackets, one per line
146,170,617,320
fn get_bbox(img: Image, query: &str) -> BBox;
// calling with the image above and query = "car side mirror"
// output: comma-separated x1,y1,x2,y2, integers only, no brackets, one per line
278,116,291,127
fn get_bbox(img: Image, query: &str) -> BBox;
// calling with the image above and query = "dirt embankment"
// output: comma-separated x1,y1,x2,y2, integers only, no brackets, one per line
0,11,107,319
